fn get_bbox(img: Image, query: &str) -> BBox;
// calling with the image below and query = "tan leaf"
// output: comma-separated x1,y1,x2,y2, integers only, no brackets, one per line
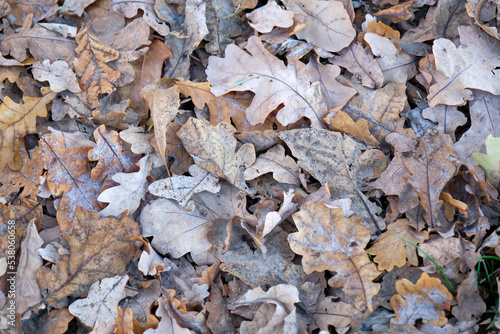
368,219,429,271
68,275,128,328
451,271,486,322
177,118,255,191
16,219,43,319
246,1,294,33
98,155,153,217
324,110,380,146
373,0,417,23
74,27,120,107
149,164,220,207
138,245,171,276
206,36,327,127
427,26,500,107
282,0,355,52
331,42,384,89
0,15,76,63
279,128,384,232
5,0,57,25
421,105,467,141
109,0,170,36
289,202,381,311
40,134,102,232
313,298,359,333
60,0,97,16
244,145,301,186
151,122,193,175
119,126,154,155
307,56,357,110
36,211,140,309
391,272,453,326
0,91,56,171
232,284,301,333
32,60,81,93
140,198,212,265
25,309,74,334
364,33,417,85
141,81,179,166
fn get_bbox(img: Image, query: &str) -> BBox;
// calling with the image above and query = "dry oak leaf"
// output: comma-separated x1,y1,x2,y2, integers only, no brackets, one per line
368,219,429,272
427,26,500,107
421,104,467,141
4,0,57,26
36,211,140,309
282,0,355,52
206,35,327,128
74,27,120,108
391,272,453,326
279,128,384,233
232,284,301,333
0,15,76,63
0,91,55,171
32,59,81,93
119,126,154,155
177,118,255,191
149,164,220,207
39,133,102,232
331,42,384,89
452,270,486,322
246,0,294,33
109,0,170,36
68,275,128,328
312,298,359,334
324,110,380,146
244,144,301,186
140,198,212,265
98,155,153,217
289,202,381,311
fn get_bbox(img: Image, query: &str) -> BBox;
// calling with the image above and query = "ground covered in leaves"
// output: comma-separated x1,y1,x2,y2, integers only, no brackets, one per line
1,0,500,333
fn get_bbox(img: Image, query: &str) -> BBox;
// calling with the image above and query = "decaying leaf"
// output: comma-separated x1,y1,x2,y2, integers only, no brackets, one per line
207,36,327,127
0,91,56,171
391,272,453,326
177,118,255,191
289,202,381,311
35,211,140,309
473,134,500,189
149,164,220,207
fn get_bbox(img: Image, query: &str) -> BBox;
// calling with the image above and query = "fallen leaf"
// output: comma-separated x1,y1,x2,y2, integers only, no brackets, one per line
391,272,453,326
204,0,242,56
36,211,140,309
206,36,327,127
60,0,97,16
368,219,429,271
109,0,170,36
421,105,467,141
98,155,153,217
312,297,359,334
282,0,355,52
177,118,255,191
0,91,56,171
373,0,416,23
473,134,500,189
246,1,294,33
68,275,128,328
149,164,220,207
451,270,486,322
324,110,380,146
32,59,81,93
119,126,154,155
289,202,381,311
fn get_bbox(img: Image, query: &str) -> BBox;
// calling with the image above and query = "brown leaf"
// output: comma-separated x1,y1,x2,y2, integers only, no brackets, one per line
282,0,355,52
391,272,452,326
451,271,486,322
21,308,74,334
368,219,429,271
5,0,57,25
206,282,235,334
421,105,467,141
279,128,384,232
206,36,327,127
177,118,256,191
331,42,384,89
313,298,359,333
152,122,193,175
289,202,381,311
36,211,140,309
74,27,120,108
0,91,56,171
324,110,380,146
109,0,170,36
373,0,417,23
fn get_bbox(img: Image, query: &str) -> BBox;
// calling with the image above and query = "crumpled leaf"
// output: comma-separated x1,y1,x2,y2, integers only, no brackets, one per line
368,219,429,271
279,128,384,232
98,155,153,217
246,1,294,33
473,134,500,189
232,284,301,333
0,91,56,171
331,42,384,89
140,198,212,265
427,26,500,107
149,164,220,207
32,59,81,93
68,275,128,328
289,202,381,311
74,27,120,107
282,0,355,52
391,272,453,326
244,144,301,186
177,118,255,191
207,36,327,127
36,211,140,309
